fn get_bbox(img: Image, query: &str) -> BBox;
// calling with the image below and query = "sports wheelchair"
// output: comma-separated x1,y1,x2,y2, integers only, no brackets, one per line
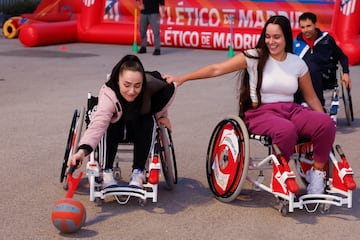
206,115,356,216
60,93,178,206
323,68,354,126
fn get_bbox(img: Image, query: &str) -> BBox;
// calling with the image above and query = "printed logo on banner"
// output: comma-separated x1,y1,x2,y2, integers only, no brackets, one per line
104,0,120,21
341,0,357,16
83,0,95,7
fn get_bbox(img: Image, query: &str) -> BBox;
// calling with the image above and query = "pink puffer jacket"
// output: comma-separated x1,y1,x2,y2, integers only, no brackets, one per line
79,78,176,151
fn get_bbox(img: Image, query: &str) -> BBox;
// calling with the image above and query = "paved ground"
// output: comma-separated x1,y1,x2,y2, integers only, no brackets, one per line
0,35,359,240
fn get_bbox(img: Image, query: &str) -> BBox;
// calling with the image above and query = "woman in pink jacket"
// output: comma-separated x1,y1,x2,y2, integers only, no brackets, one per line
69,54,176,188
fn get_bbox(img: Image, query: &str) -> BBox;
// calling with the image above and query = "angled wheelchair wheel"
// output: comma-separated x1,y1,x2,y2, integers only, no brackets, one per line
341,81,352,126
165,126,178,184
71,107,85,153
94,133,107,170
61,109,78,183
206,115,250,202
158,124,177,190
60,108,85,188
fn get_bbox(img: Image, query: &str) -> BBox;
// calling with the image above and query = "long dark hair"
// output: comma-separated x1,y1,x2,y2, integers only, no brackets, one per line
106,54,146,102
238,15,293,118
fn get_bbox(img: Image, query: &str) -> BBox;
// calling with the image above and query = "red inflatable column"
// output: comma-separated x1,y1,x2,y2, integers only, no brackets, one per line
332,0,360,65
19,21,77,47
79,0,103,30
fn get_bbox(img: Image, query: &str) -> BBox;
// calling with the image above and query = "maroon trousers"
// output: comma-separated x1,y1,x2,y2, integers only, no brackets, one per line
244,102,336,164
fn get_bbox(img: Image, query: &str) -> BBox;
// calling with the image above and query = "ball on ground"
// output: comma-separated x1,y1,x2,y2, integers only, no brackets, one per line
51,198,86,234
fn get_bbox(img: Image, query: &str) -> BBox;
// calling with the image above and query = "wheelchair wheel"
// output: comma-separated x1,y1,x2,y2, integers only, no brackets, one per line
206,115,250,202
341,81,352,126
158,124,177,190
94,134,107,170
165,126,178,184
60,108,85,187
73,107,85,153
61,109,78,183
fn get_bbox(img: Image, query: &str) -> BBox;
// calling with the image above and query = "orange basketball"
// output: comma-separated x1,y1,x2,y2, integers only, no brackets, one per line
51,198,86,234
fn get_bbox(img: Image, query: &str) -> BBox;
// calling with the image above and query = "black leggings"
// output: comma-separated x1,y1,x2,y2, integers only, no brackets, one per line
105,114,155,170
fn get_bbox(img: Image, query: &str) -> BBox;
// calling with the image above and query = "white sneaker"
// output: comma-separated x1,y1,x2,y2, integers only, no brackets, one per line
305,167,326,194
102,169,118,188
129,169,144,188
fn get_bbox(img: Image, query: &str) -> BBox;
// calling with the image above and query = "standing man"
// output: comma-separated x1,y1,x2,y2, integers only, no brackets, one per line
136,0,165,56
293,12,352,106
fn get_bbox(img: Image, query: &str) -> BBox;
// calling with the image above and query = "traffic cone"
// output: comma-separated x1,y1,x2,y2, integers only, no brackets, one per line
60,45,68,51
132,41,138,53
227,45,234,58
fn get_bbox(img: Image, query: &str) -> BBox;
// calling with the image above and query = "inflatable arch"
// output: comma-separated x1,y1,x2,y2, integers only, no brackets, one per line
16,0,360,65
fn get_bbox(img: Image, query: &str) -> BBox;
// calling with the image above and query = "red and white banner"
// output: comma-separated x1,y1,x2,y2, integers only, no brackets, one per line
18,0,360,65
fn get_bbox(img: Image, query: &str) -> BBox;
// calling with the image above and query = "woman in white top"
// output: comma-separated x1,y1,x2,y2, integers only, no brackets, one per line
165,15,336,194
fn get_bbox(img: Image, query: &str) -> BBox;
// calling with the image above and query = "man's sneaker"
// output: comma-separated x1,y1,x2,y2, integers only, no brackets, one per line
153,49,161,55
102,169,118,188
129,169,144,188
305,167,326,194
138,47,146,54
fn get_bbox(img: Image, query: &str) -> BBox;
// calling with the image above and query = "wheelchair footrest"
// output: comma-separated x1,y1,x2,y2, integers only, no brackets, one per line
92,183,158,204
298,194,344,213
299,194,343,206
102,185,148,198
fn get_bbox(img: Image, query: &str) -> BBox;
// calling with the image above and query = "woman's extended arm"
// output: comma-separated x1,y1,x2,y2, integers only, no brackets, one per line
165,52,247,86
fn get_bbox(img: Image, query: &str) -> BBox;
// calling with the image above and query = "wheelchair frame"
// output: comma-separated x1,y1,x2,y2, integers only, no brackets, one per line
324,65,354,126
60,93,178,206
206,115,356,216
325,81,354,126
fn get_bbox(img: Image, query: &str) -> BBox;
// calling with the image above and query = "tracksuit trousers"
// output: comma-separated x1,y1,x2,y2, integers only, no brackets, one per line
244,102,336,164
105,114,155,170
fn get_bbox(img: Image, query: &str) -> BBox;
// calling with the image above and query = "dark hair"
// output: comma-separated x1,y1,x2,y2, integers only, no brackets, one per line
299,12,317,24
238,15,293,118
106,54,146,101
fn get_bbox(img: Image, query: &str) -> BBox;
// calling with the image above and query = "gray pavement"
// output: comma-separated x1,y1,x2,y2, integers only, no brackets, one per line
0,37,359,240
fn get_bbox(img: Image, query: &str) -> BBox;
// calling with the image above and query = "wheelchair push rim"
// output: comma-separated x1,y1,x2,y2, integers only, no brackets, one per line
341,81,353,126
61,109,78,183
206,115,250,202
158,124,177,190
60,108,85,187
166,127,178,184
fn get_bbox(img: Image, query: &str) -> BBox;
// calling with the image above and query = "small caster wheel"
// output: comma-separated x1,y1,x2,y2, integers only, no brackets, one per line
95,176,102,184
95,197,102,206
63,178,68,190
138,199,146,206
279,203,288,216
320,203,331,214
113,167,122,181
275,196,283,204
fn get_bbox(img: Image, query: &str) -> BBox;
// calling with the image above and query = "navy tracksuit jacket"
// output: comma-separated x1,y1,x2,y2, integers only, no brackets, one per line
293,28,349,105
